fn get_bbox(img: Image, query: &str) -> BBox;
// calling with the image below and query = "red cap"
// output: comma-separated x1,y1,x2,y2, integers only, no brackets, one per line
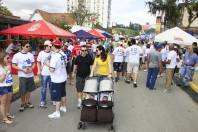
53,40,63,47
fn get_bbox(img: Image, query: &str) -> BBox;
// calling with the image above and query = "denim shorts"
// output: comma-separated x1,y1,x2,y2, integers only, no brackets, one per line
6,86,13,93
0,87,9,96
50,81,66,101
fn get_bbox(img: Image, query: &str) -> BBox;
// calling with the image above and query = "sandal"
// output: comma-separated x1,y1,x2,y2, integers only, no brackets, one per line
3,118,13,124
7,115,15,119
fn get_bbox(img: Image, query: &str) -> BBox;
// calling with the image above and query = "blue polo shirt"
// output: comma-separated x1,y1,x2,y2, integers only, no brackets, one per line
184,52,198,66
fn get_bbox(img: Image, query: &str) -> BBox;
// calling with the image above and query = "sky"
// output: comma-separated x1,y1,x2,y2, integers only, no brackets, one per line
2,0,156,26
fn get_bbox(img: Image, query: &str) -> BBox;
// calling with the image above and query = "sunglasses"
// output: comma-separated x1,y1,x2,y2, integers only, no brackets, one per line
26,45,30,48
81,50,87,52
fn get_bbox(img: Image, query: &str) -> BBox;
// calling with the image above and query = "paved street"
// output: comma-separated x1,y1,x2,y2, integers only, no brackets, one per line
2,71,198,132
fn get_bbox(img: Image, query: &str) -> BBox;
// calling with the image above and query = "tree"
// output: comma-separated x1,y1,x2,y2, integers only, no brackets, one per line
181,0,198,28
71,3,95,26
0,0,12,16
146,0,182,28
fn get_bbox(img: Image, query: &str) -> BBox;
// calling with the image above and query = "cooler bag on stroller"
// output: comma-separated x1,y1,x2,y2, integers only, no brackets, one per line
97,101,113,123
81,99,97,122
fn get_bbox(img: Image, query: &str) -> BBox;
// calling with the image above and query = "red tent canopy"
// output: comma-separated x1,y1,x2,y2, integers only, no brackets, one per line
0,20,76,39
88,29,105,39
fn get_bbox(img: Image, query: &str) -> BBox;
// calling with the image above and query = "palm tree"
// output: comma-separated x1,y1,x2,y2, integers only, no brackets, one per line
146,0,182,28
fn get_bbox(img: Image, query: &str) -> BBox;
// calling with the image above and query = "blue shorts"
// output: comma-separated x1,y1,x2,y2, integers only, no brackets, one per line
50,81,66,101
6,86,13,93
0,87,9,96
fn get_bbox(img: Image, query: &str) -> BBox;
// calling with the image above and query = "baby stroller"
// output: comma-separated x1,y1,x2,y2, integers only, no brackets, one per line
78,77,115,131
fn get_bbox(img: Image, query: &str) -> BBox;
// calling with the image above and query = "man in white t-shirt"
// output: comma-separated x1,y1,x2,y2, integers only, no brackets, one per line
112,42,125,82
37,40,52,108
125,39,143,87
164,44,177,92
12,42,36,112
45,40,67,119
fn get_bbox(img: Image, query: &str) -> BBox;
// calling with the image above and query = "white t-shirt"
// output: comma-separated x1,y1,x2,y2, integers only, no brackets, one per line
80,41,86,46
166,50,177,69
0,66,13,87
112,46,125,62
12,52,34,78
37,51,51,76
68,45,74,52
50,51,67,83
125,45,143,64
161,48,169,61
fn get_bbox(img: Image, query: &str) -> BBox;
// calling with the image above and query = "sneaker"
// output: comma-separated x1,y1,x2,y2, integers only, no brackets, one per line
25,102,34,108
52,101,56,106
19,104,25,112
163,89,170,93
60,106,67,113
125,80,130,84
39,104,48,108
48,111,60,119
133,83,137,88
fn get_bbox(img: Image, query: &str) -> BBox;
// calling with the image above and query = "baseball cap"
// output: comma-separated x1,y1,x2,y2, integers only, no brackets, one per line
44,40,52,46
53,40,63,47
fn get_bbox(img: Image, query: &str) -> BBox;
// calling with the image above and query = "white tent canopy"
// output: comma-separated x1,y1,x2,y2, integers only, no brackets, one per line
70,25,91,33
155,27,198,45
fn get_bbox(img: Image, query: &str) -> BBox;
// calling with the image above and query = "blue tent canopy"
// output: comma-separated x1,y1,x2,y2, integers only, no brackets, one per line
102,32,112,38
74,30,97,39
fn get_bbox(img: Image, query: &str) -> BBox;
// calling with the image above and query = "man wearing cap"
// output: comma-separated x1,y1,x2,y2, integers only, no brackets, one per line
146,44,162,90
45,40,67,119
37,40,52,108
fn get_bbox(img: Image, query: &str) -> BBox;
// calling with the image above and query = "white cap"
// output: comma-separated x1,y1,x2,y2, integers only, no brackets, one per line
44,40,52,46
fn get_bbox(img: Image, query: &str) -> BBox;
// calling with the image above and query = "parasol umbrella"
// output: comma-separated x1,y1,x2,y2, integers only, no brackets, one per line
74,30,97,39
88,29,105,39
0,20,76,39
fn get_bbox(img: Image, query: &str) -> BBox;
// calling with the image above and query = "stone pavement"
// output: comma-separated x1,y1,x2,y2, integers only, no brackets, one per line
2,71,198,132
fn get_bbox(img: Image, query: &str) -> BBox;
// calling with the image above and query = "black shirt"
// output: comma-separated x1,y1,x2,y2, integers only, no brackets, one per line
74,54,93,78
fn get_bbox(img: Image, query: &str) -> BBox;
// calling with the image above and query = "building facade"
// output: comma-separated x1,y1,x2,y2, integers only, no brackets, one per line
66,0,112,28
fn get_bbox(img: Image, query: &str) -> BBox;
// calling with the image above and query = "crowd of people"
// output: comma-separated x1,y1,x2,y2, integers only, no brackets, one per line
0,37,198,122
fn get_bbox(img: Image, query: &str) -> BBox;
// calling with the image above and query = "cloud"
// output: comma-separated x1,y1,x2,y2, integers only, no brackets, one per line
2,0,66,19
2,0,156,25
111,0,156,25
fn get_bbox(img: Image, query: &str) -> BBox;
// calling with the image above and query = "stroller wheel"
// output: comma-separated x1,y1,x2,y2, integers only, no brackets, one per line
82,122,86,130
77,122,82,129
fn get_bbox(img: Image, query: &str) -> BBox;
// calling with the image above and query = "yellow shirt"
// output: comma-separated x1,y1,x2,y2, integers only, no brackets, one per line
95,55,111,76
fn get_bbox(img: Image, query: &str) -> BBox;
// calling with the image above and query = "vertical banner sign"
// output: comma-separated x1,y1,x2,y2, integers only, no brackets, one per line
156,16,161,34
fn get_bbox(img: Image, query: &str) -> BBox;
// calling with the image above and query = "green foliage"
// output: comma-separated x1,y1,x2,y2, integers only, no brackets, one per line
0,0,12,16
58,20,72,31
112,27,139,37
146,0,183,28
182,0,198,27
71,4,96,26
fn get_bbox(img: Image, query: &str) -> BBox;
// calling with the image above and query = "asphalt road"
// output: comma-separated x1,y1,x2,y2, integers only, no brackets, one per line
2,71,198,132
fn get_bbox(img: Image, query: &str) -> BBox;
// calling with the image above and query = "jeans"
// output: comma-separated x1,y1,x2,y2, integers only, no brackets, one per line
146,67,159,89
40,75,51,104
179,66,194,81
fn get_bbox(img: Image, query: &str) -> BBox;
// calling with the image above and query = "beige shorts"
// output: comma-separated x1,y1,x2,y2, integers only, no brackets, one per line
127,62,139,74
